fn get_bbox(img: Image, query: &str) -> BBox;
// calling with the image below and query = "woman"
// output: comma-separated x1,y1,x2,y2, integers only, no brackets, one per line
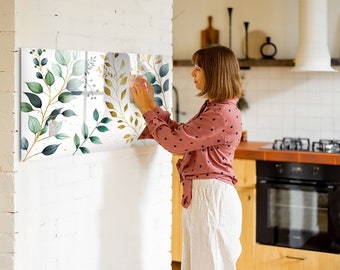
130,46,243,270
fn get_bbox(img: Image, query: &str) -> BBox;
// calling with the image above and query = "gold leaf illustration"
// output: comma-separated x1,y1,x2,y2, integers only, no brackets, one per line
121,89,126,100
110,111,117,117
129,115,133,123
105,79,112,87
124,134,131,139
104,86,111,96
120,76,127,86
123,104,128,112
118,125,125,129
155,55,162,64
105,101,114,109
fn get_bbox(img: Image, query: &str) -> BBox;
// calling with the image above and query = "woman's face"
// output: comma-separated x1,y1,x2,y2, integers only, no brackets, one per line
191,64,205,90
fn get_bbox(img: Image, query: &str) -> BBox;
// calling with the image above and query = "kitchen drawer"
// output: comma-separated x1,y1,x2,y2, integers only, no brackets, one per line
255,244,340,270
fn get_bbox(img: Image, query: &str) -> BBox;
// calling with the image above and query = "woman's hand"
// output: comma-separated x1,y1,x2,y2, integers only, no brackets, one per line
129,76,157,114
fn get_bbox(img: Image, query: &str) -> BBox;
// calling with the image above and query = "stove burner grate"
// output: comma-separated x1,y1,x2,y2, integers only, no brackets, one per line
312,139,340,153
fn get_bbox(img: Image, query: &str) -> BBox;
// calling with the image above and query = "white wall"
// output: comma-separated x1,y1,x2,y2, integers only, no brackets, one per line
173,0,340,60
0,1,173,270
173,0,340,143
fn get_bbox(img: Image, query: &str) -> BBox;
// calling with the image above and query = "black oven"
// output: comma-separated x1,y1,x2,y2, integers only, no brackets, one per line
256,160,340,254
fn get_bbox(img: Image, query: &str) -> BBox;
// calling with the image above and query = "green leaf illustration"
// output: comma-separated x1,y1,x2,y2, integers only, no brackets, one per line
66,78,83,91
97,125,109,132
144,72,156,84
80,147,90,154
21,102,33,112
24,92,42,108
52,63,62,77
45,70,55,86
40,124,48,136
72,60,86,76
55,133,69,140
153,84,162,94
100,117,112,124
82,123,89,139
25,82,43,94
28,115,40,134
74,134,80,148
42,144,60,156
47,108,62,121
21,137,29,150
41,58,48,66
55,50,70,66
93,109,99,121
58,92,75,103
89,136,102,144
154,97,163,107
159,63,169,77
62,109,77,117
163,79,169,92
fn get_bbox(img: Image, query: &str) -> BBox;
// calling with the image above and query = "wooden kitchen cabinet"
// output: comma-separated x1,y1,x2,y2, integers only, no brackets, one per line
255,244,340,270
171,154,183,262
233,159,257,270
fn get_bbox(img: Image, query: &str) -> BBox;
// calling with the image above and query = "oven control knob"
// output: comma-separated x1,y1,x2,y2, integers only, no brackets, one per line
312,166,320,176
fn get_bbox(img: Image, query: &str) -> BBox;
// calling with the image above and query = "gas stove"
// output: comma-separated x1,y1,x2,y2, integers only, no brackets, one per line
264,137,340,153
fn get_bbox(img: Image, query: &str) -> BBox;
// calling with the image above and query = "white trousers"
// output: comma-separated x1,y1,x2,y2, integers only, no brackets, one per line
181,179,242,270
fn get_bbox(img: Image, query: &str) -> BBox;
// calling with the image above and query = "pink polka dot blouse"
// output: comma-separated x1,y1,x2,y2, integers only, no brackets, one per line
139,98,242,208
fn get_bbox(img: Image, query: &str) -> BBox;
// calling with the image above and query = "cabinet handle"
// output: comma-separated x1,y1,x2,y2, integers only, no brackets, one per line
286,255,306,261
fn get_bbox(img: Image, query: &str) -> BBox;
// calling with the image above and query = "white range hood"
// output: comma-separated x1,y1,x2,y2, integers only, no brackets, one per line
293,0,336,72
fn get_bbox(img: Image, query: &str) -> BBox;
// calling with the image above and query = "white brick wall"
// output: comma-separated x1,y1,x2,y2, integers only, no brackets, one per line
0,0,173,270
173,66,340,142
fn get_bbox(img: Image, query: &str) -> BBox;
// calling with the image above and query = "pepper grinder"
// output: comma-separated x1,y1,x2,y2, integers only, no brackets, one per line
244,22,250,59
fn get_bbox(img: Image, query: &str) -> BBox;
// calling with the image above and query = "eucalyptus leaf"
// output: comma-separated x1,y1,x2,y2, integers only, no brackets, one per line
42,144,60,156
55,133,69,140
93,109,99,121
72,60,86,76
33,58,39,66
163,79,169,92
62,109,77,117
28,115,41,134
21,137,29,150
97,125,109,132
41,58,48,66
48,108,62,120
74,133,80,148
55,50,70,66
159,63,169,77
25,82,43,94
89,136,102,144
36,72,43,79
66,78,83,91
24,92,42,108
45,70,55,86
21,102,33,112
100,117,112,124
144,72,156,84
154,97,163,107
40,124,48,136
82,123,89,139
153,84,162,94
52,63,63,77
80,147,90,154
58,92,75,103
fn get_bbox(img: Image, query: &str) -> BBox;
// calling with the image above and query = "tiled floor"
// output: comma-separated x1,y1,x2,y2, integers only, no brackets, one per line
172,261,181,270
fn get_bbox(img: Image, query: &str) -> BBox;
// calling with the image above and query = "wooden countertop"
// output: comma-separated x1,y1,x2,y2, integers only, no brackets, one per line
235,141,340,165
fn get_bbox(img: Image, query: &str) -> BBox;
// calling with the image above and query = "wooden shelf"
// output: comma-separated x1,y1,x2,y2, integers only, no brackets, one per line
173,58,340,69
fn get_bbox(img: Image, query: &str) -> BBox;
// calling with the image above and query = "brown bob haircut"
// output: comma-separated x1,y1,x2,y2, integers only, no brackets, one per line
191,45,243,101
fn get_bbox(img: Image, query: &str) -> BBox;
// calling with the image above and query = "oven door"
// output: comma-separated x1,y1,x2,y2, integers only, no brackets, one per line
256,178,340,254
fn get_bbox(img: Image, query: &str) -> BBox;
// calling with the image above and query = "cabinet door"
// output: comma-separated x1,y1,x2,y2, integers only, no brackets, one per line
236,187,256,270
233,159,256,188
171,154,183,262
255,244,340,270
